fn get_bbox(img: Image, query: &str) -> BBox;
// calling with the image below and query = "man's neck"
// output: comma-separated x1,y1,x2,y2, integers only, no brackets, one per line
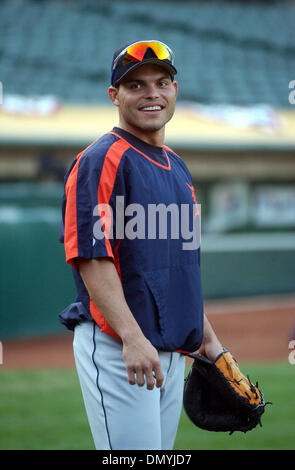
117,122,165,147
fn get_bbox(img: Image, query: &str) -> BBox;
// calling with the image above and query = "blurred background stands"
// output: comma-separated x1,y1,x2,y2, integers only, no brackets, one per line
0,0,294,339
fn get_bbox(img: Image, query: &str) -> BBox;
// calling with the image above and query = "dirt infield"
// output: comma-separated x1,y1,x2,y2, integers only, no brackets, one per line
2,295,295,369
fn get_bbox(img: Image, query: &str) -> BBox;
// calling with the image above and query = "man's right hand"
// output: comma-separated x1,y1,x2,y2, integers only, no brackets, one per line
78,258,164,391
122,335,164,390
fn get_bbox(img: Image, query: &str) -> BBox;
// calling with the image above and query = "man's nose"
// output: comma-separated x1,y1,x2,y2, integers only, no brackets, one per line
145,83,160,99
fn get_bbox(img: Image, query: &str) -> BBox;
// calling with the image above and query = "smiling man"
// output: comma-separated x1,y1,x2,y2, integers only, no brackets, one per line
59,40,223,450
109,62,177,145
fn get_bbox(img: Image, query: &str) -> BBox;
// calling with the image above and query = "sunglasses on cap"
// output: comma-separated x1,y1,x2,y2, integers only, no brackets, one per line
112,40,175,71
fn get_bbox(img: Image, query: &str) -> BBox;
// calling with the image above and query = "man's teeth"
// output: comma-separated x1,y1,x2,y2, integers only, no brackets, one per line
142,106,161,111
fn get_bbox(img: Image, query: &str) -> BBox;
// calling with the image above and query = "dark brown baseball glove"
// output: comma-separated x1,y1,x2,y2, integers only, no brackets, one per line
183,349,271,434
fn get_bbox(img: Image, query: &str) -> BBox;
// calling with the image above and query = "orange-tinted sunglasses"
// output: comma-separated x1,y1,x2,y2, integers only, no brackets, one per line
113,40,175,70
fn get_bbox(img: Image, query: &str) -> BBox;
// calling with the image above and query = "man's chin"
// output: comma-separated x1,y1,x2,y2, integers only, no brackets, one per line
136,117,168,133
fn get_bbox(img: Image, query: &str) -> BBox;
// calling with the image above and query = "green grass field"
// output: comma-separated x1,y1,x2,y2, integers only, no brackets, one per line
0,362,294,450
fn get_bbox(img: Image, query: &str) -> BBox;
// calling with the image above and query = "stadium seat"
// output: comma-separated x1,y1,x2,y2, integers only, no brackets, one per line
0,0,294,108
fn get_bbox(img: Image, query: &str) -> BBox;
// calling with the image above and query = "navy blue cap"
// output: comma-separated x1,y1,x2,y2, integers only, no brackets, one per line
111,41,177,87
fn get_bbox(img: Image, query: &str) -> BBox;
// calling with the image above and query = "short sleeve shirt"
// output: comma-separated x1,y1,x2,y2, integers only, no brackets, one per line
59,127,204,352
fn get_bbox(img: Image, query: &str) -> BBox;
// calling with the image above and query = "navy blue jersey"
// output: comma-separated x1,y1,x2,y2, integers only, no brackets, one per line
59,127,204,352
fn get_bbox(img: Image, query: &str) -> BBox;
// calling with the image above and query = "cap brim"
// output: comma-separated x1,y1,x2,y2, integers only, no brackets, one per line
114,59,177,87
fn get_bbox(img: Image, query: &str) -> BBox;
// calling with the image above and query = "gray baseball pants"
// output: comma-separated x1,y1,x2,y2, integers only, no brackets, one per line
73,321,186,450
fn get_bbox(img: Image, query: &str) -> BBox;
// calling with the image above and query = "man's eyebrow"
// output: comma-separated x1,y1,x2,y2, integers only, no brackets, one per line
124,78,145,84
123,76,171,84
157,75,171,81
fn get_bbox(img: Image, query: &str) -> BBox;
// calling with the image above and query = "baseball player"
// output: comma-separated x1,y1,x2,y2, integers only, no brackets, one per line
59,40,223,450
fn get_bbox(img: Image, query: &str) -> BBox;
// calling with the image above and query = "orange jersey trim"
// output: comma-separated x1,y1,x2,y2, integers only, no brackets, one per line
186,182,200,217
90,139,129,341
89,238,123,342
97,138,130,257
162,144,182,160
64,136,102,268
64,151,84,268
109,131,171,171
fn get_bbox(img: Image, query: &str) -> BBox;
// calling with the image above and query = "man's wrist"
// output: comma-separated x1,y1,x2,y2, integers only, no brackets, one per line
120,323,145,346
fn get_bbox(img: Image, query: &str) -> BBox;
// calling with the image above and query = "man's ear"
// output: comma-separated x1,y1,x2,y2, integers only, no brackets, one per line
108,86,120,106
173,80,178,98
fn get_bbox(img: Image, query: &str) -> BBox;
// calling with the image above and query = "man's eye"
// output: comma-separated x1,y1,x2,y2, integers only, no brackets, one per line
130,83,141,89
159,81,169,87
